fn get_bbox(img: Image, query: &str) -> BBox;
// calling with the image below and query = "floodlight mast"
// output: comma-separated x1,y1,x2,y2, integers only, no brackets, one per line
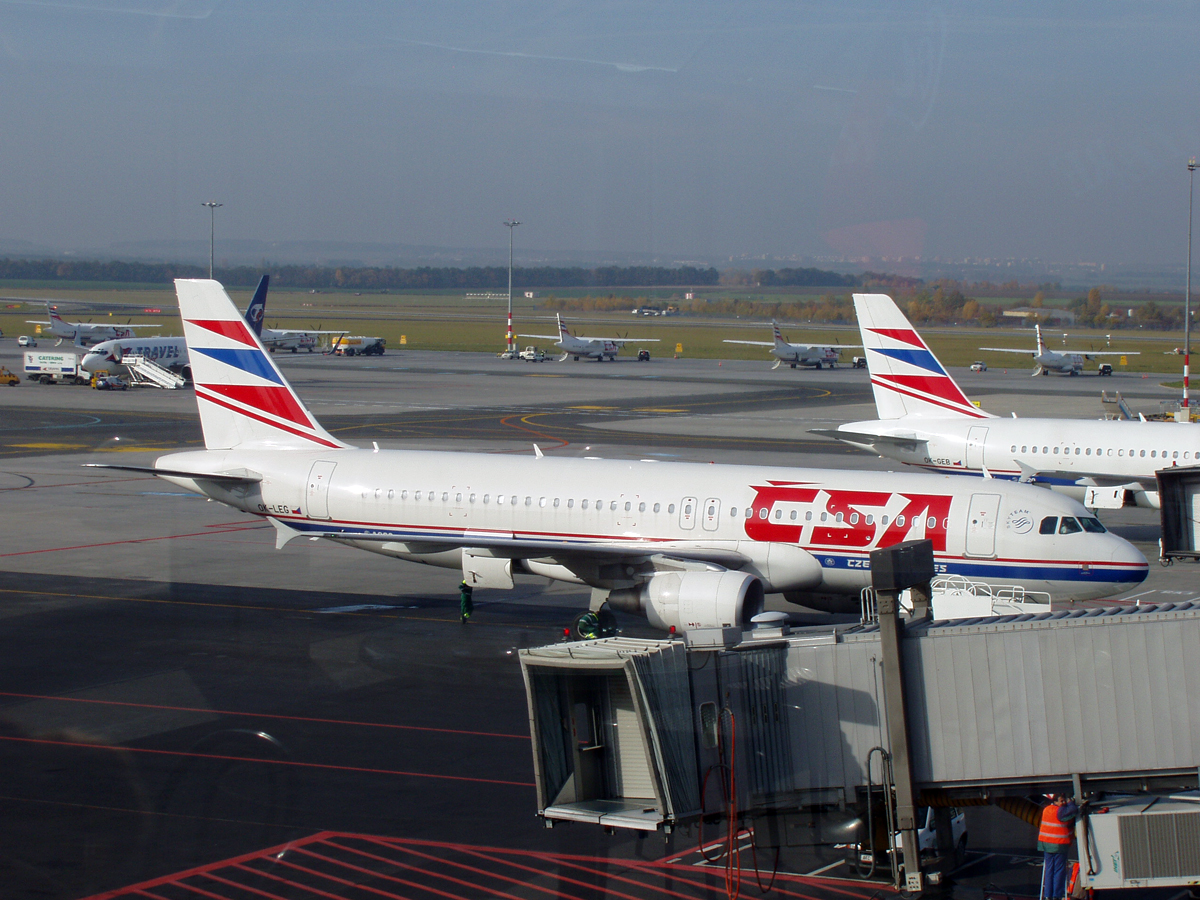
1187,160,1196,415
202,201,222,279
504,219,520,354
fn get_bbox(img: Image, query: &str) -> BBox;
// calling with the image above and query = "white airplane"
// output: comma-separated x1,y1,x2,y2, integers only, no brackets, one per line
85,280,1146,630
521,314,658,361
80,336,189,378
814,293,1199,509
27,303,161,347
244,275,344,353
981,324,1138,376
724,321,858,369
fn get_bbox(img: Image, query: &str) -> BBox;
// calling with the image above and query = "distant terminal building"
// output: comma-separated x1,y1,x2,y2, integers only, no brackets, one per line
1003,307,1076,324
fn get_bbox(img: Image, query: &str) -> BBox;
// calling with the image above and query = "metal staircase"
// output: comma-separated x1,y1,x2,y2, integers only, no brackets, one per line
122,354,186,389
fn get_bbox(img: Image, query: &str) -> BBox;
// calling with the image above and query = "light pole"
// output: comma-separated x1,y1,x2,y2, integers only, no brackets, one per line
504,219,521,354
202,201,222,279
1187,161,1196,417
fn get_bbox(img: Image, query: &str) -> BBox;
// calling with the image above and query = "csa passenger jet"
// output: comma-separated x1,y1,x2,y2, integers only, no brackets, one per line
27,303,161,347
521,314,658,361
815,294,1197,509
724,321,857,369
87,281,1146,631
981,324,1139,376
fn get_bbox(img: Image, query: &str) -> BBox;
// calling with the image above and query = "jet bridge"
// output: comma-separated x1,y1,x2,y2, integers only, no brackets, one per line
520,602,1200,848
1158,464,1200,561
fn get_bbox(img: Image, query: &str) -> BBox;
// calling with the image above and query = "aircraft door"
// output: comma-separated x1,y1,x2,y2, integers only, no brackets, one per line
701,498,721,531
965,492,1001,558
966,426,989,470
306,460,337,520
679,497,697,530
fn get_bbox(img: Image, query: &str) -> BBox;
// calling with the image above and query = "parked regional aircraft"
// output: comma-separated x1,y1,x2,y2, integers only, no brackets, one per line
80,336,189,378
86,280,1146,630
724,321,858,369
814,294,1197,509
244,275,343,352
27,303,161,347
521,314,658,361
981,324,1138,376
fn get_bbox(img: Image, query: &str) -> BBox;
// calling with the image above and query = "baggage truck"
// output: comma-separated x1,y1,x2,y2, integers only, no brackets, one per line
24,350,87,384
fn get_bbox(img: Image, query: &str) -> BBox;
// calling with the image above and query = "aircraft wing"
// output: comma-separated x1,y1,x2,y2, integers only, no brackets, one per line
576,336,660,343
810,428,928,451
1066,350,1139,356
723,340,775,347
26,319,51,325
517,333,560,340
266,328,347,336
979,346,1036,353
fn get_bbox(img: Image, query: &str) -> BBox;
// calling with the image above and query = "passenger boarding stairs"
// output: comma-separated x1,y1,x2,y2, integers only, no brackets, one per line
122,354,186,389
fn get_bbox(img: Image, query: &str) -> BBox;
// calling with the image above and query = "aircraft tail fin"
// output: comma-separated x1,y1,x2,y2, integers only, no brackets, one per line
175,279,348,451
557,314,570,340
772,321,788,350
853,293,991,420
1035,324,1046,357
243,275,269,337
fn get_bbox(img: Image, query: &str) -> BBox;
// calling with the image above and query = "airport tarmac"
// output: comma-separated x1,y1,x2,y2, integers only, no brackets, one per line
0,342,1195,899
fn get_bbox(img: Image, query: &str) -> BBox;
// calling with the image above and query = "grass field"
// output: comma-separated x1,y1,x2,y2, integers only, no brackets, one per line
0,285,1191,374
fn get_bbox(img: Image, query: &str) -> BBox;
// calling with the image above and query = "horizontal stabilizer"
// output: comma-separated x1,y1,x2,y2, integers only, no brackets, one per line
82,463,262,484
809,428,927,451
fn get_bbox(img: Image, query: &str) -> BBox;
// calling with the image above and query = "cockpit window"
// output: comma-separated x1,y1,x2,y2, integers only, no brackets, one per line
1079,517,1106,533
1058,517,1082,534
1039,516,1057,535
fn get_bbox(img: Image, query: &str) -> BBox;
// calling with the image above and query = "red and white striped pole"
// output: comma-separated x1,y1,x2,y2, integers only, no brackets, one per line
1186,160,1195,418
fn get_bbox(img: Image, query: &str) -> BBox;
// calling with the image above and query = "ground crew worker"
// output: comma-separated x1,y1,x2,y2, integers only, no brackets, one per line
1038,793,1078,900
459,580,474,623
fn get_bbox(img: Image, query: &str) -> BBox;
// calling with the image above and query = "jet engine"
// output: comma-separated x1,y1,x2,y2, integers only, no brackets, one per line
606,570,764,632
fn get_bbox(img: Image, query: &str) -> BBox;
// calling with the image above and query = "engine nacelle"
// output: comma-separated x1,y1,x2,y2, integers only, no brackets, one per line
607,570,765,632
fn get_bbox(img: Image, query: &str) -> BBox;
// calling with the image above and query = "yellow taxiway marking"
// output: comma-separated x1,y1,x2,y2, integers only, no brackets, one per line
10,442,89,450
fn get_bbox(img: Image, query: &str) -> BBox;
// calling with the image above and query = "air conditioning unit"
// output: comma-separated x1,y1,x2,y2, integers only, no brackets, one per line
1083,795,1200,890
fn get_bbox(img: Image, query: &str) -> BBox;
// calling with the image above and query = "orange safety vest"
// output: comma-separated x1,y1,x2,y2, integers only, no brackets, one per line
1039,805,1071,845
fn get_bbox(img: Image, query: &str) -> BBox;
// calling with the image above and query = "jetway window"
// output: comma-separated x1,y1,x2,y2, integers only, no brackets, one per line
1039,517,1057,534
1059,517,1082,534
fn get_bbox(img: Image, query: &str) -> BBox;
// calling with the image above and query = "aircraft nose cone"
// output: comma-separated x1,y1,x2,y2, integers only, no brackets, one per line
1109,536,1148,584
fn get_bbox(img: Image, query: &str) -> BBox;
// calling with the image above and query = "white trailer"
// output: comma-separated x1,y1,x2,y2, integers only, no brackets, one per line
23,350,87,384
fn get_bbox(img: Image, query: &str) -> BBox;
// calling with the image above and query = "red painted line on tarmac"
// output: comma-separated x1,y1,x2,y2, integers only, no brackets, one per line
83,833,338,899
526,852,714,900
348,838,591,900
167,883,228,900
202,870,296,900
252,857,420,900
499,414,570,450
300,845,524,900
0,735,535,788
0,524,267,557
0,690,530,740
431,844,655,900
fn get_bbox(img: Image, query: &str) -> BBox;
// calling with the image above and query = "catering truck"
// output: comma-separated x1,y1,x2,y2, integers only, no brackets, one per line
24,350,87,384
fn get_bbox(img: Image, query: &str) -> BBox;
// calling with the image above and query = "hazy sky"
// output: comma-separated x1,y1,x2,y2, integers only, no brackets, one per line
1,1,1198,268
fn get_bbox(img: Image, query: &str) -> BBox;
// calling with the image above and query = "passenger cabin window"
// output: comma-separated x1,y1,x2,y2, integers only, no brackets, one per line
668,503,676,513
1039,517,1057,535
1059,517,1082,535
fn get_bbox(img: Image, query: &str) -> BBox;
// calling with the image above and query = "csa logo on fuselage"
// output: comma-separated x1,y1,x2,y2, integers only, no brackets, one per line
743,481,952,552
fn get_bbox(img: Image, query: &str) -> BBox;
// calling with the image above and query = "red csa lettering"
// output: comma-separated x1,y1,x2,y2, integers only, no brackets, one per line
745,481,819,542
812,490,891,547
876,494,952,552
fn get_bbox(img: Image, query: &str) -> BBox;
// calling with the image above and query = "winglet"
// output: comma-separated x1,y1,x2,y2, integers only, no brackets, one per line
533,443,544,458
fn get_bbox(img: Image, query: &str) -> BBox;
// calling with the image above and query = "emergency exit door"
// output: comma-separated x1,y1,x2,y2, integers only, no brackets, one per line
965,492,1001,558
306,460,337,520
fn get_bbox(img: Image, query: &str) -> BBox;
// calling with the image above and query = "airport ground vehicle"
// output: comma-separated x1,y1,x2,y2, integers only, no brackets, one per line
1098,363,1113,376
92,375,129,391
519,346,546,362
0,366,20,386
332,336,386,356
850,806,967,871
852,356,867,368
23,350,87,384
498,348,518,359
970,361,987,372
637,349,651,361
17,335,36,347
